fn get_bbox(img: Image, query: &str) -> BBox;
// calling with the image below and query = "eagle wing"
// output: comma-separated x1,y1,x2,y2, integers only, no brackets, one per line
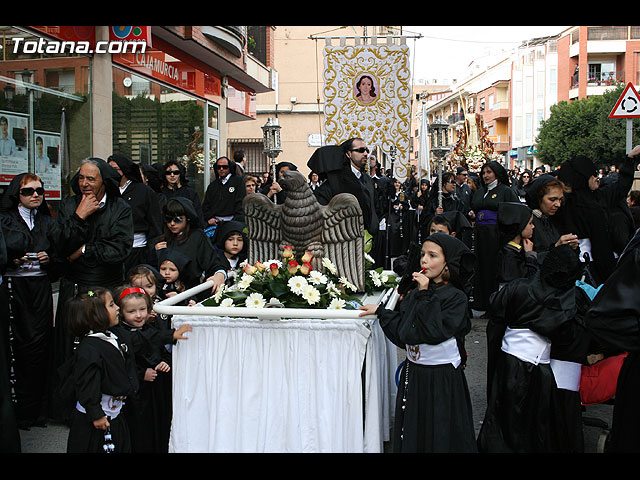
243,193,282,263
321,193,366,292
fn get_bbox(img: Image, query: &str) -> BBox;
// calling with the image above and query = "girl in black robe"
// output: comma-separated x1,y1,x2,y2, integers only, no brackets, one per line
360,233,477,453
470,161,520,311
477,244,592,453
153,197,228,302
66,288,139,453
495,202,538,289
112,285,189,453
0,173,61,429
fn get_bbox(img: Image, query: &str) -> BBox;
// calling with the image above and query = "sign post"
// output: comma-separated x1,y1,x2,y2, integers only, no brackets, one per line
609,82,640,154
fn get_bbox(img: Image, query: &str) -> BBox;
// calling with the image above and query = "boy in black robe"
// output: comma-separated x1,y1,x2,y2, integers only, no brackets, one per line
496,202,538,289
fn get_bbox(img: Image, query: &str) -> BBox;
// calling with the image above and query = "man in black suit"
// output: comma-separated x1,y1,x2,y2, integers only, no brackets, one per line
312,137,379,243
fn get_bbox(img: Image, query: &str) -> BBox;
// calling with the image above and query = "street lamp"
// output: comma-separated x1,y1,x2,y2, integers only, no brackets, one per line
261,117,282,203
429,118,450,208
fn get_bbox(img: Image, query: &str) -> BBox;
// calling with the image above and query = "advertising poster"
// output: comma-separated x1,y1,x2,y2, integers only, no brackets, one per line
34,130,62,200
0,110,29,184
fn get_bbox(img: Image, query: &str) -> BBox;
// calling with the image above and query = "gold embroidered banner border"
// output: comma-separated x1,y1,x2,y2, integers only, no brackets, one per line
323,44,411,180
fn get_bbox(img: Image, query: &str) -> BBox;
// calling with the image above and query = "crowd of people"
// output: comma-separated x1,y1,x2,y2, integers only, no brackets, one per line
1,139,640,454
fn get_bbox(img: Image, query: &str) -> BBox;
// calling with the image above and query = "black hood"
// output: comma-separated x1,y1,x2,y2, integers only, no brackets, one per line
2,172,52,215
307,140,351,174
557,155,597,192
215,220,247,250
524,174,558,210
424,232,475,294
107,153,143,183
498,202,532,245
70,158,122,199
480,161,510,187
157,247,192,276
164,196,200,227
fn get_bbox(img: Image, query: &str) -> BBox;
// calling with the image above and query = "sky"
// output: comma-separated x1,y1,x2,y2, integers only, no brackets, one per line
404,26,570,83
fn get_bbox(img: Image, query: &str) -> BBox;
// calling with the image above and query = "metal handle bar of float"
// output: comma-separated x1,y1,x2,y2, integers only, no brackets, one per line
153,281,398,321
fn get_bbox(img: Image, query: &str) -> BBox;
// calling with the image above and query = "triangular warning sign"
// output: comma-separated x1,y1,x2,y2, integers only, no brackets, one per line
609,83,640,118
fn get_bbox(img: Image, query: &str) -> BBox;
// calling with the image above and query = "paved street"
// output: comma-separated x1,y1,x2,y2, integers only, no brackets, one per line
16,312,614,454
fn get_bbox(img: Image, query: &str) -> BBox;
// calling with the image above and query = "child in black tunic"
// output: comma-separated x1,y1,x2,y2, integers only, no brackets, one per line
496,202,539,289
66,288,139,453
113,284,191,453
360,233,477,452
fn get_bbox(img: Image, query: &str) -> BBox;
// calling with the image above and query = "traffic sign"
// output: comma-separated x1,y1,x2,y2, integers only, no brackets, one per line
609,82,640,118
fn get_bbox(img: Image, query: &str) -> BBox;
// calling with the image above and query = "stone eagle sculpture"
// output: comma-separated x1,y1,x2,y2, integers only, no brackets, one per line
243,169,366,291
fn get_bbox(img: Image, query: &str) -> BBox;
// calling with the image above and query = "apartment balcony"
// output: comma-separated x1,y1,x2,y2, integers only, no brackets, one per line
569,70,625,99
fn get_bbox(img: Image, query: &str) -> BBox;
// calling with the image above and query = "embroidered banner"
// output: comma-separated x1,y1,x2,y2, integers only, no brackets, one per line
323,43,412,180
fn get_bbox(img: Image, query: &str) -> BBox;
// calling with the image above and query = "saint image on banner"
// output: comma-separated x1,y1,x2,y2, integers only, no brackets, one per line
354,74,378,105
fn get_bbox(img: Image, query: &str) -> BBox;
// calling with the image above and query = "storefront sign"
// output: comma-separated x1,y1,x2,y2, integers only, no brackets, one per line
109,26,152,47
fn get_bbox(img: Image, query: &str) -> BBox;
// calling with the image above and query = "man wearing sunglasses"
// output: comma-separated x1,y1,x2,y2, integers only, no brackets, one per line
312,138,379,242
202,156,246,229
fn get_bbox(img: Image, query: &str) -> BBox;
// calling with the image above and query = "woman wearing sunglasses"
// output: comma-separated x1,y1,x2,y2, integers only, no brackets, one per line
0,173,59,429
160,159,205,228
153,197,227,300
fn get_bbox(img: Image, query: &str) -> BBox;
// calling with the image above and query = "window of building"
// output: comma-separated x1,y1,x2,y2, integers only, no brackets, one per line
112,66,206,197
0,26,91,206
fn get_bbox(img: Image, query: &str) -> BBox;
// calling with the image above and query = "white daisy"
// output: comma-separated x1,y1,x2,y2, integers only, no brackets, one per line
220,298,235,308
369,270,382,287
326,281,340,297
246,292,266,308
381,274,389,283
213,284,226,302
288,276,308,295
328,298,346,310
322,257,338,275
308,270,328,285
301,284,321,305
237,273,254,290
339,276,357,292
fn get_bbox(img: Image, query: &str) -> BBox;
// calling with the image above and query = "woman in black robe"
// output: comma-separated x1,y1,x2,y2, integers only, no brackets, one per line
0,223,20,452
360,233,477,453
153,196,227,301
511,169,533,202
160,159,205,228
470,161,520,311
107,154,163,273
477,244,592,453
0,173,61,430
524,174,580,262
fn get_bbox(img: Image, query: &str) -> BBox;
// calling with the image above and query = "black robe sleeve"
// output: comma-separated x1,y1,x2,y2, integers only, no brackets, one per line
378,284,469,348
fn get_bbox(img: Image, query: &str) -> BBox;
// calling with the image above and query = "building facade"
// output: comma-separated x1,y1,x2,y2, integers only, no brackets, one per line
0,25,273,210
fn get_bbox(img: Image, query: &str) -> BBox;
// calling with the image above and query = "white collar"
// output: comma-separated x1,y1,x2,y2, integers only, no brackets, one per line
487,179,498,190
98,192,107,209
220,173,232,184
18,204,37,230
351,164,362,179
119,180,131,194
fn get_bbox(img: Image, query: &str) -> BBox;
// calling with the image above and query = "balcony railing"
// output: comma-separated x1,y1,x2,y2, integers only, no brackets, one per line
571,70,625,89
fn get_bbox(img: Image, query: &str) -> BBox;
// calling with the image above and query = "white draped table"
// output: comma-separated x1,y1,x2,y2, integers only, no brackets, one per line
155,285,399,453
